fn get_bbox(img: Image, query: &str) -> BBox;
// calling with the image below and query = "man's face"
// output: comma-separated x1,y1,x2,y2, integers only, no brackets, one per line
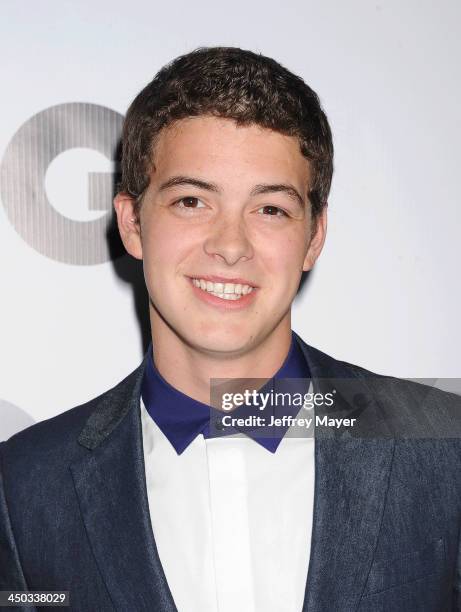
116,116,326,357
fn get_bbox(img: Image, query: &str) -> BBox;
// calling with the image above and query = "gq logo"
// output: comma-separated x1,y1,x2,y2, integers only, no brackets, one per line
0,103,124,264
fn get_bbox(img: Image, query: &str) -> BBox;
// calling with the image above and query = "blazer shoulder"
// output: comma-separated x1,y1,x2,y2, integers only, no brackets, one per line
347,359,461,411
1,362,144,468
298,333,460,404
295,333,461,438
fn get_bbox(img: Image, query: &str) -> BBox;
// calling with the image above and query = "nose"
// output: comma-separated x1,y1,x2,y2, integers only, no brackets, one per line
203,213,254,265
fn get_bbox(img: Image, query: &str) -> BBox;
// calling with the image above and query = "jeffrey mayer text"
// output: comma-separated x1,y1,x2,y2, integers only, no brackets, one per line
220,415,357,429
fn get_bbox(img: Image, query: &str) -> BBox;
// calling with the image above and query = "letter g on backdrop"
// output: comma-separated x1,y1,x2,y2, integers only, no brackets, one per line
0,103,123,265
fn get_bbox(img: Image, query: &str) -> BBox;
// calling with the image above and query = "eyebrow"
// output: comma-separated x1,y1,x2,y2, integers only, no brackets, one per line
250,184,305,209
158,176,220,193
158,175,305,208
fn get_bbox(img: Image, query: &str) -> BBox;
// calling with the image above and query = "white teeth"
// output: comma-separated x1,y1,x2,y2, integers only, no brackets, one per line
191,278,255,300
210,293,241,300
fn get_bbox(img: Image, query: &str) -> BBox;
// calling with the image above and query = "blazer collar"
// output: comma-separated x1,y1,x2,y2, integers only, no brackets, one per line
71,358,177,611
72,335,395,612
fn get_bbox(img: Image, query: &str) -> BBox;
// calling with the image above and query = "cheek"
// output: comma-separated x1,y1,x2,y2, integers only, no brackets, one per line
141,208,174,258
139,221,174,296
141,217,198,288
259,234,307,289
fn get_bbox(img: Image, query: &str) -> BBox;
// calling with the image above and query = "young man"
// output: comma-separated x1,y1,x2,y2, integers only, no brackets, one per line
1,48,461,612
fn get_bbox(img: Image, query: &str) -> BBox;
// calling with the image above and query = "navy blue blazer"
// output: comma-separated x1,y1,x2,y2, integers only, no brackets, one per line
1,333,461,611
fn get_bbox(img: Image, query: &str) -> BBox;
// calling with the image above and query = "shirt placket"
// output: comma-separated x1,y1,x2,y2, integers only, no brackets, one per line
205,439,256,612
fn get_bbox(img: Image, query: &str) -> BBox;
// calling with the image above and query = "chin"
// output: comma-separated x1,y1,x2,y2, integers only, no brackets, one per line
185,325,256,357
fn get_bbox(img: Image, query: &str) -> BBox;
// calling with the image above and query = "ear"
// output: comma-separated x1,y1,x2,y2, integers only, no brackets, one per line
303,205,328,272
113,192,143,260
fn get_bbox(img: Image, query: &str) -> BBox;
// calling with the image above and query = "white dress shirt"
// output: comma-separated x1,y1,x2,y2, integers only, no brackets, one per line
141,397,315,612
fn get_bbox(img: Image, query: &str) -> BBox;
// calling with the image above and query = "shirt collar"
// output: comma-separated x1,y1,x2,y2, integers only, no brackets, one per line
141,331,311,455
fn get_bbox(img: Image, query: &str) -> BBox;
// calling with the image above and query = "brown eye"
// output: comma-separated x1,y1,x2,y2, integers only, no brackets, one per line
258,205,287,217
176,197,206,209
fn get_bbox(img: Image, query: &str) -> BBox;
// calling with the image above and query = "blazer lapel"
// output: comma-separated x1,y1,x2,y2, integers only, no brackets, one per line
295,334,396,612
70,361,177,612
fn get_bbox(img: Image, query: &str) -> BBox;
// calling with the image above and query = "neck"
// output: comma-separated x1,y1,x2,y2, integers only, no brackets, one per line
149,308,293,405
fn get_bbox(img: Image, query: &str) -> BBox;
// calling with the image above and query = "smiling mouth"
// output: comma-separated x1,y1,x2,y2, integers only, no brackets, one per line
190,277,255,301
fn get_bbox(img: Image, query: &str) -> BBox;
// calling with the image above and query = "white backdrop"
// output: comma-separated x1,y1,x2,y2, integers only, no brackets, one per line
1,0,460,439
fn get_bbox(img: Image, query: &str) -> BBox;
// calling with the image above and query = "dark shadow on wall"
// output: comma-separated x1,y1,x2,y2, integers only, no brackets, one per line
107,209,151,356
106,144,151,356
297,269,312,297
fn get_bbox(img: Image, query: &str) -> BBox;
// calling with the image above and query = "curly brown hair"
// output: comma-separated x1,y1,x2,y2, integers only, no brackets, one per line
119,47,333,220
